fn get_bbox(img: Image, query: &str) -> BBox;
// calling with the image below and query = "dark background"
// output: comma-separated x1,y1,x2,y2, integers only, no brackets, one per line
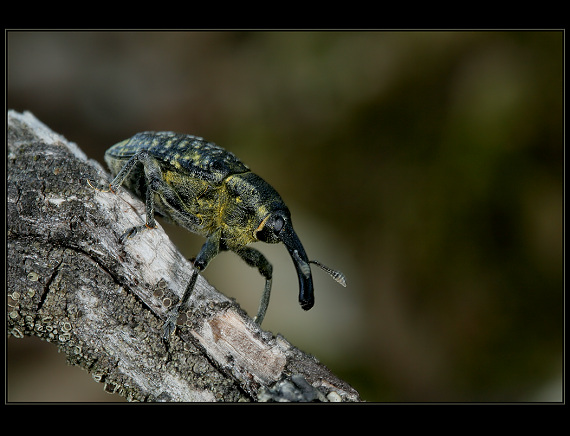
7,31,563,402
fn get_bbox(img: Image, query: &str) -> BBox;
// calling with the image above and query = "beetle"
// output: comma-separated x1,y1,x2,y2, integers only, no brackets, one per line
95,131,345,337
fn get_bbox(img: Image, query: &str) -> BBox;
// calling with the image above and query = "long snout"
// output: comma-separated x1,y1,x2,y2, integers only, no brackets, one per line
279,224,314,310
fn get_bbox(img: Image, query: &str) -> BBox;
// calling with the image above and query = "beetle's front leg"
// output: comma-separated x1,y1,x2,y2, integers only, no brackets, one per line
235,246,273,325
162,230,222,339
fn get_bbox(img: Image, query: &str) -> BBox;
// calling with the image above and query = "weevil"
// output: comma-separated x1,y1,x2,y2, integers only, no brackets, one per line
96,131,345,338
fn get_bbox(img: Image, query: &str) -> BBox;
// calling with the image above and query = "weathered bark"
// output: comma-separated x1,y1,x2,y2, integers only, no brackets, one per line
6,110,361,402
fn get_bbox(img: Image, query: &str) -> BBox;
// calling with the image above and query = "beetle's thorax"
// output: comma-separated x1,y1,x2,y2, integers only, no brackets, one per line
219,172,287,249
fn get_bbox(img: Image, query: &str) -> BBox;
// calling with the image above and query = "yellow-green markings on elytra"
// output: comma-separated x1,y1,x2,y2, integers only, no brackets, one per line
98,131,345,338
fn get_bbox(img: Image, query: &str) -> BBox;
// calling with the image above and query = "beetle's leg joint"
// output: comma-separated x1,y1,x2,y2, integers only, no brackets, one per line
87,178,115,193
162,268,200,339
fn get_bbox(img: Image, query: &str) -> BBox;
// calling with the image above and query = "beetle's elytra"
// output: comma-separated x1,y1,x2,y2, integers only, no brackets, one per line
100,131,345,337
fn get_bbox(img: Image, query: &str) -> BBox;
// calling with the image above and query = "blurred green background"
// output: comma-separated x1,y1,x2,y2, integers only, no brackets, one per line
7,31,563,402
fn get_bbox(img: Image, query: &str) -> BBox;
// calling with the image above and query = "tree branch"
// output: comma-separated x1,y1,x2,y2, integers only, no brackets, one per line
6,110,361,402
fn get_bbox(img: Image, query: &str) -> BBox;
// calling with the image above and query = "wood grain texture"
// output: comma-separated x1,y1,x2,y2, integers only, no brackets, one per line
7,110,361,402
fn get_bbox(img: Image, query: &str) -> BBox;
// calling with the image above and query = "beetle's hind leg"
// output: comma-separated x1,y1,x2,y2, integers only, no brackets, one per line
102,150,160,242
109,150,201,242
235,247,273,325
118,180,159,242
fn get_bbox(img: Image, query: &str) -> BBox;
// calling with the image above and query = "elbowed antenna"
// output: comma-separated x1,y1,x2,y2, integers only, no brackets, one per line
291,251,346,287
309,260,347,287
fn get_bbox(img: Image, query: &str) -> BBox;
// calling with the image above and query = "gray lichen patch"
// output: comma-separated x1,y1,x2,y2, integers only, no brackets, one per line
7,110,361,403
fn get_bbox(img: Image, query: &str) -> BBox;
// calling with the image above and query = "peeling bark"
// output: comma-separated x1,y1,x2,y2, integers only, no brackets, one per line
6,110,361,402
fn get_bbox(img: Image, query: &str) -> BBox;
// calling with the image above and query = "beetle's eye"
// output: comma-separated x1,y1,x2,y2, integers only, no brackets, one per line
272,215,284,233
255,214,285,242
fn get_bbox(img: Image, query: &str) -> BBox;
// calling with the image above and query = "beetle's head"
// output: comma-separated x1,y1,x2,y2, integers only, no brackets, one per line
230,172,346,313
255,210,315,310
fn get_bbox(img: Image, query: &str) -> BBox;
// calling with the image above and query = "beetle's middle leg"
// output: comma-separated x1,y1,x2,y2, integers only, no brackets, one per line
162,230,221,339
234,246,273,325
